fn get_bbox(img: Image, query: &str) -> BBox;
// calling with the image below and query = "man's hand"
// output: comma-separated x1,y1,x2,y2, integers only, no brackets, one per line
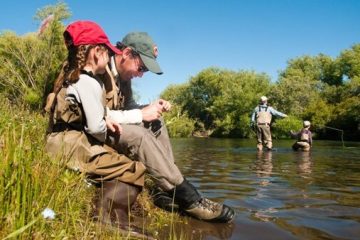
141,103,162,122
105,116,122,135
141,99,172,122
157,99,171,112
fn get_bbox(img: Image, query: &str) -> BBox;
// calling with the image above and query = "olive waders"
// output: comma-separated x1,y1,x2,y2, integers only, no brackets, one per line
256,106,273,151
103,62,235,223
45,84,149,238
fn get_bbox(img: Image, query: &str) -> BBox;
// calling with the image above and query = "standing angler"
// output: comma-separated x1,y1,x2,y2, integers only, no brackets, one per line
251,96,287,151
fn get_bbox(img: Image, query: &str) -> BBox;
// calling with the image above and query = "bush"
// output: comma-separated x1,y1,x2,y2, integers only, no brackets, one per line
272,116,303,139
0,3,67,110
165,115,195,138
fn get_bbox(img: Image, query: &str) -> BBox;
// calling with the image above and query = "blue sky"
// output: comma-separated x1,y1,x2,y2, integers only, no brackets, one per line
1,0,359,103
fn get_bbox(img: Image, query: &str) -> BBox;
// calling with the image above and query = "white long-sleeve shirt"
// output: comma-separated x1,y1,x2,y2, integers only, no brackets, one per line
66,74,107,142
107,107,142,124
106,56,143,124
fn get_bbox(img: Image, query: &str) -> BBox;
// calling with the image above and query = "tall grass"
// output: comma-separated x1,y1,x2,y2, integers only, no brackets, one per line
0,99,93,239
0,99,185,239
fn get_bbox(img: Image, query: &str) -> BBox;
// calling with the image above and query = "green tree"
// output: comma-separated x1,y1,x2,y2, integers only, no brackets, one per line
210,70,271,137
0,2,70,109
338,44,360,79
161,84,196,137
161,68,271,137
271,56,325,116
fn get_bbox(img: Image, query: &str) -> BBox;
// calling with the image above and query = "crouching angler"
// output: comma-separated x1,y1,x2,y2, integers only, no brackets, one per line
44,21,146,233
101,31,235,223
291,121,313,152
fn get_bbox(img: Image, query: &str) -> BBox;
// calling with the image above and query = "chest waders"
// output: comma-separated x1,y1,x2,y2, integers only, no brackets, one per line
45,78,147,236
255,106,273,151
300,130,310,142
256,106,272,124
103,66,235,223
292,129,311,152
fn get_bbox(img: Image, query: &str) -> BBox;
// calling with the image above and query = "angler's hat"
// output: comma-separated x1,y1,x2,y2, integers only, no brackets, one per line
303,121,311,127
64,20,121,55
260,96,268,102
120,32,163,75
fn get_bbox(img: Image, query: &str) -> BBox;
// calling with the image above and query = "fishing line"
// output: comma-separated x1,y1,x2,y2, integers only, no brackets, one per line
323,126,345,148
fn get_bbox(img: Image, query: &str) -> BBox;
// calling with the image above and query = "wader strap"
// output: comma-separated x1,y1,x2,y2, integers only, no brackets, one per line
258,105,268,112
52,122,84,132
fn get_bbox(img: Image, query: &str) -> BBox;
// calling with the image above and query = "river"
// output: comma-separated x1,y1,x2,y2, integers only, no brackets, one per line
160,138,360,240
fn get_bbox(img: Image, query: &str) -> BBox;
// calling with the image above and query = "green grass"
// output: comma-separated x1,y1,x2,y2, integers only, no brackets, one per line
0,101,185,239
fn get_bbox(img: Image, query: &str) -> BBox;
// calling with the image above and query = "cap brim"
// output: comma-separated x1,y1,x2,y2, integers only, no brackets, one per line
140,54,163,75
105,42,121,55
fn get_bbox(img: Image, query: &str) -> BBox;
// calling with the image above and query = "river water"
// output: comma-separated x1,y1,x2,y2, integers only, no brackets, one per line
163,138,360,240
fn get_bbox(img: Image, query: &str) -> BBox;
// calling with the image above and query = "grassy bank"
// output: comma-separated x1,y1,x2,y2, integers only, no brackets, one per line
0,101,184,239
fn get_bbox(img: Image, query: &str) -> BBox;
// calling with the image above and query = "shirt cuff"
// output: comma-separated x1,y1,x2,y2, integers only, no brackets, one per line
108,108,143,124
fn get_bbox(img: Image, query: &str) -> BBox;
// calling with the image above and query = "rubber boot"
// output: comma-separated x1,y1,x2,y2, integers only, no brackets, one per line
168,178,235,223
94,180,154,239
94,180,140,224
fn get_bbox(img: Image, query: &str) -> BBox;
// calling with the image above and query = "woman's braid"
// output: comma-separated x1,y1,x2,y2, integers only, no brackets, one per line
52,44,107,93
66,44,94,84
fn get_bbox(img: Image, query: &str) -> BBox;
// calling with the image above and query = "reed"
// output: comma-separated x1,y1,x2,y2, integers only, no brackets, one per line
0,100,185,239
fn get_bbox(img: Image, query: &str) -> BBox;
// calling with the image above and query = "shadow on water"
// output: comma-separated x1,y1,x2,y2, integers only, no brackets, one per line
162,138,360,240
156,218,235,240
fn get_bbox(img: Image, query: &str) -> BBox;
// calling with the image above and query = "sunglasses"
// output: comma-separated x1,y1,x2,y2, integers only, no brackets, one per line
131,50,148,73
138,65,148,73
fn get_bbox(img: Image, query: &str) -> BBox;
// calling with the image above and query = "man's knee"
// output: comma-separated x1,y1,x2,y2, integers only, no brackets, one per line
120,125,151,146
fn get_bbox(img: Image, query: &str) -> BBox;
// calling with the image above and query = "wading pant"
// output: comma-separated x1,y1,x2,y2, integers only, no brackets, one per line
256,124,272,150
292,141,311,152
107,119,184,190
46,130,146,187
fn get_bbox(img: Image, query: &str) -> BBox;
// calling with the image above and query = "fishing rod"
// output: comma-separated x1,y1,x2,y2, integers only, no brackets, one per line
323,126,345,148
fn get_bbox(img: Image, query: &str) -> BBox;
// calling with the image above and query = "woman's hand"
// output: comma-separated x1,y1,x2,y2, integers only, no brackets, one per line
105,116,122,135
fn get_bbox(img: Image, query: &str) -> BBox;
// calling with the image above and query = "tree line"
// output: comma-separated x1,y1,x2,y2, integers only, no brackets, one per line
0,2,358,140
161,48,360,140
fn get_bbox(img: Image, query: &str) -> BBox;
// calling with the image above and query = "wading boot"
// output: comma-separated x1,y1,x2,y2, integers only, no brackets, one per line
94,180,154,239
168,178,235,223
151,186,179,212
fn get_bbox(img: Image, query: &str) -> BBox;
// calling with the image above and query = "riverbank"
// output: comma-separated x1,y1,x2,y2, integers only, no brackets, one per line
0,104,185,239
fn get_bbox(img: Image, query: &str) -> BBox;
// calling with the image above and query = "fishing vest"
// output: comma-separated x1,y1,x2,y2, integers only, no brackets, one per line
45,86,84,135
103,65,127,110
256,106,272,124
45,76,108,171
299,129,310,142
47,75,107,133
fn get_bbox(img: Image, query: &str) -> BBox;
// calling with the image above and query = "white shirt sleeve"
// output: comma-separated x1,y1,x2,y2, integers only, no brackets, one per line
66,74,107,142
108,108,143,124
108,57,143,124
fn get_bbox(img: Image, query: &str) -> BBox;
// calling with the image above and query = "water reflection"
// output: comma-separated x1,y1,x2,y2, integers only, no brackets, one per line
254,151,273,178
158,218,235,240
250,151,278,222
295,151,312,176
169,139,360,240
